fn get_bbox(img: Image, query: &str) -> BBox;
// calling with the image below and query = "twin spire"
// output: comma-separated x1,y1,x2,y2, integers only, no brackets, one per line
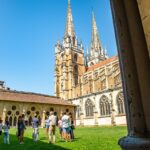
65,0,100,50
64,0,106,63
65,0,75,37
91,12,101,52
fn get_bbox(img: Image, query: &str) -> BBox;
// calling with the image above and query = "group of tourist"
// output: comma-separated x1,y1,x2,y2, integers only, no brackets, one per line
0,111,75,144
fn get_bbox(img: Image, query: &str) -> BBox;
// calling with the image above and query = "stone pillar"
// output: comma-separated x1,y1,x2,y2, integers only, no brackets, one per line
41,110,46,128
110,0,150,149
80,112,84,126
2,107,6,124
109,91,116,126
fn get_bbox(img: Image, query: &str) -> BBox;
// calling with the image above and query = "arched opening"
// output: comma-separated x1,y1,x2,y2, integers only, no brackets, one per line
116,92,125,115
100,95,111,116
29,116,32,126
13,116,17,126
9,116,12,126
85,99,94,117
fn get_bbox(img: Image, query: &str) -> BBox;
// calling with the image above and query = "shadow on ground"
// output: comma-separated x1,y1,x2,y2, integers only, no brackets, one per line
0,133,71,150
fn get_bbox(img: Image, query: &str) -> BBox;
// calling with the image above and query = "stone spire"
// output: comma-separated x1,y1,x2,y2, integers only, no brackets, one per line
90,12,101,53
87,12,107,66
65,0,75,37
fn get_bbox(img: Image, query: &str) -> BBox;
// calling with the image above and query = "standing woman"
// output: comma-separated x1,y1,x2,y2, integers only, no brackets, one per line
69,113,75,140
45,116,50,136
17,115,26,144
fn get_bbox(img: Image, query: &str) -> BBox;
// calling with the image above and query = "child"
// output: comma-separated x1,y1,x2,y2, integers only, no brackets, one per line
58,117,63,139
3,120,10,144
0,119,2,135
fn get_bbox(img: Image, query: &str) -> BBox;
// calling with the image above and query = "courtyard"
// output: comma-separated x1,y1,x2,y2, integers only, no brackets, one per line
0,126,127,150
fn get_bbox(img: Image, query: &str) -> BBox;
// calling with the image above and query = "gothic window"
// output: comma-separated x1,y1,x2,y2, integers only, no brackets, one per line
85,99,94,117
117,92,125,114
74,65,78,86
100,95,111,116
74,53,78,62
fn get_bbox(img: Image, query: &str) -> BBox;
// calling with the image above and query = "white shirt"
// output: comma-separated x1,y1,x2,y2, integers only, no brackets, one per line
3,124,9,133
62,115,69,128
49,115,57,126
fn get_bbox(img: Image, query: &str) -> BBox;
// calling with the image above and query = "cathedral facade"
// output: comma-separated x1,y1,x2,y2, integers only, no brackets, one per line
55,0,126,126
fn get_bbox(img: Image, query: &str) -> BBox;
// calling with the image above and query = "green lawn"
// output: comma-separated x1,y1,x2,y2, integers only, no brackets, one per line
0,126,127,150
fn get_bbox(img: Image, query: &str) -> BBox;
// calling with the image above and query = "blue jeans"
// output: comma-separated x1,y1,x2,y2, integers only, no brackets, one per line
32,128,39,141
4,132,9,144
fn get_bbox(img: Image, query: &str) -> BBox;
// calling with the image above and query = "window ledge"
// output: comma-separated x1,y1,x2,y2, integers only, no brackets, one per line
83,117,94,119
98,115,111,118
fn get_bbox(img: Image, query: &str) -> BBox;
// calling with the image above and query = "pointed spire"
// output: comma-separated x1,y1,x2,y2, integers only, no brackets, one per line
65,0,75,37
91,12,101,52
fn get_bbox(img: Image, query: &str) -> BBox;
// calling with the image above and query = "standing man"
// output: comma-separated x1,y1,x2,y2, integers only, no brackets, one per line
32,115,39,142
62,112,70,142
48,111,57,143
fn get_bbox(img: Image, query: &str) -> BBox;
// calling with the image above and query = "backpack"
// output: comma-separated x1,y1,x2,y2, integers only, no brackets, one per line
51,116,57,126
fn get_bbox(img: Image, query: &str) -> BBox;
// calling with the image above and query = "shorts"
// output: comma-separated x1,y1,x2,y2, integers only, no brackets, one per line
45,125,50,129
63,127,70,134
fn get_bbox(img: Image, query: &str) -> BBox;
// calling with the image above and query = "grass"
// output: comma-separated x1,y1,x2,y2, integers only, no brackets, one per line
0,126,127,150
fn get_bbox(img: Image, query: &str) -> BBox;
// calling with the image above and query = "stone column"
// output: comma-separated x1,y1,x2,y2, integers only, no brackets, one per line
111,0,150,149
93,96,98,125
41,110,46,128
2,107,6,124
109,91,116,126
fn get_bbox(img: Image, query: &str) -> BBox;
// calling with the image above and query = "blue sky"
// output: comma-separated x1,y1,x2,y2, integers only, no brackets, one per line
0,0,117,95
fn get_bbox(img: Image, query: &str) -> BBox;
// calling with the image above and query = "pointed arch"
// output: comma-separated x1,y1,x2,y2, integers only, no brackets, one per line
9,116,12,126
29,116,32,126
13,116,17,126
85,99,94,117
100,95,111,116
116,92,125,114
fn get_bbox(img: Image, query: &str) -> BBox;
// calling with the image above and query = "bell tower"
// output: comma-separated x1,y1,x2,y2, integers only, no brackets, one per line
54,0,85,100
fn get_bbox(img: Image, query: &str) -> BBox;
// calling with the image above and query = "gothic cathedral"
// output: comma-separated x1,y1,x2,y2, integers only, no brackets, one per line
54,0,126,126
